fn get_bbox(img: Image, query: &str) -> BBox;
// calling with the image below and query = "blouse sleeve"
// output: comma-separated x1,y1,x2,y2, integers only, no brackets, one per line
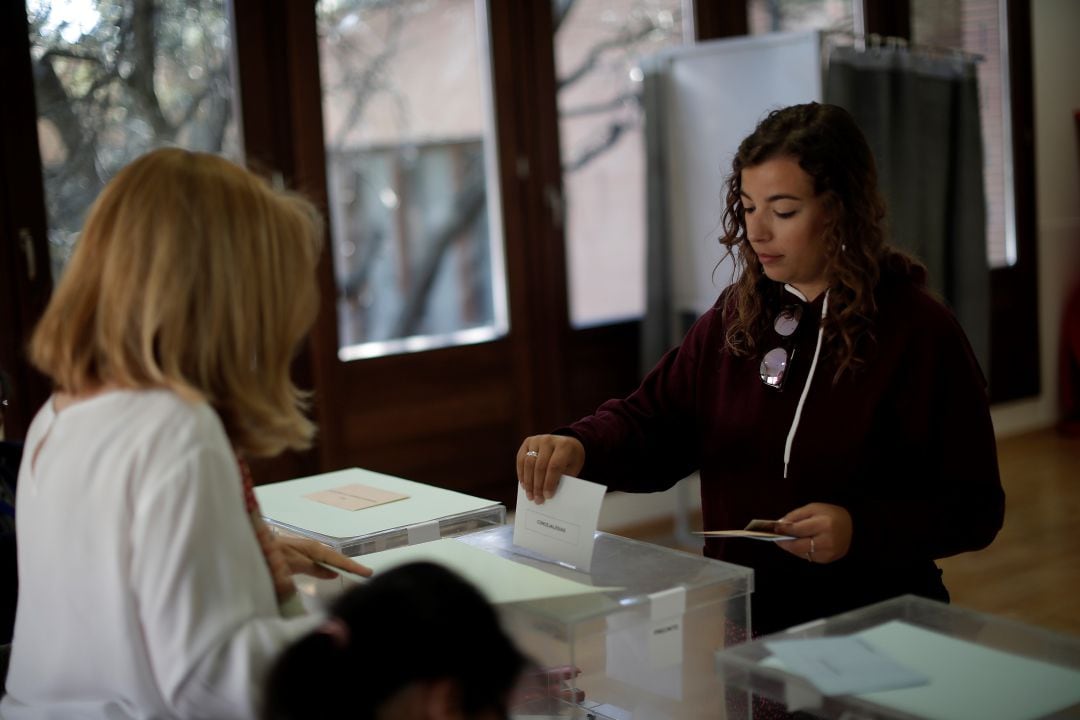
130,442,318,719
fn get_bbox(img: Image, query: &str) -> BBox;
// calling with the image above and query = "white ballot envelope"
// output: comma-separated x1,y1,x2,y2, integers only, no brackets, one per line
513,475,605,572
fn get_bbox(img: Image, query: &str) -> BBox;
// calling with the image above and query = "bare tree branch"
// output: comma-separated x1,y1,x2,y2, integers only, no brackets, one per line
34,55,109,231
339,227,386,303
563,120,631,174
555,6,680,174
32,56,89,156
182,76,233,151
392,160,486,338
558,19,659,91
552,0,577,34
30,0,236,274
129,0,172,138
327,5,408,148
40,48,106,64
560,90,640,118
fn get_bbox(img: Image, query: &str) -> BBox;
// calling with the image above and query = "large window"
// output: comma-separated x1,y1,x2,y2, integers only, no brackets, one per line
554,0,686,327
911,0,1014,267
316,0,507,359
27,0,238,280
748,0,855,34
1,0,1039,490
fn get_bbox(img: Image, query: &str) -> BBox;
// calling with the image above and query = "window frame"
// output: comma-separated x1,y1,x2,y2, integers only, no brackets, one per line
0,0,1040,483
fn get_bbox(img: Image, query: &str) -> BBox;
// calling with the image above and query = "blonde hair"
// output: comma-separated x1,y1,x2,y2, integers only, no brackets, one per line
30,148,324,457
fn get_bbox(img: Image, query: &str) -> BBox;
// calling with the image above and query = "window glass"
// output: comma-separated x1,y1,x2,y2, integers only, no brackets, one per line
912,0,1013,267
28,0,239,280
316,0,507,359
748,0,855,35
554,0,686,327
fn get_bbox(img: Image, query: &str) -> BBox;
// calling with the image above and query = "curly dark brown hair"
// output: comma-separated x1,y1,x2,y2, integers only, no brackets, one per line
719,102,919,381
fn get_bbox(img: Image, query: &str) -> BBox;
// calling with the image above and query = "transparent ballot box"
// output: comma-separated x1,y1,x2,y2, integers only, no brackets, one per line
455,525,754,720
255,467,505,557
713,594,1080,720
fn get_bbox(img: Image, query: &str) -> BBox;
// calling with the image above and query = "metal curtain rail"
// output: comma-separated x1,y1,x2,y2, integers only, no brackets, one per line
823,29,985,63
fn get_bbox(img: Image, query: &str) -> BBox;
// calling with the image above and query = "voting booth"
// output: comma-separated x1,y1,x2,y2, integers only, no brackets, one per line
354,524,754,719
713,594,1080,720
255,467,504,601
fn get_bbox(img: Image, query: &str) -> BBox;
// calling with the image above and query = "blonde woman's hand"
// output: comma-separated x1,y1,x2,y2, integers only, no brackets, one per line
775,503,853,564
516,434,585,505
251,513,296,601
275,535,374,579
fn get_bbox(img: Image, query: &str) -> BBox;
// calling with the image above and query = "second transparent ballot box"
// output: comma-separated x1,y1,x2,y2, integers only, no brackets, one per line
255,467,505,557
456,524,754,720
713,594,1080,719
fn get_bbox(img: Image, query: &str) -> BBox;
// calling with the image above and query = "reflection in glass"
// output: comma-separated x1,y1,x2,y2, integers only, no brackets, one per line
912,0,1013,267
27,0,239,280
554,0,685,327
748,0,854,35
317,0,506,359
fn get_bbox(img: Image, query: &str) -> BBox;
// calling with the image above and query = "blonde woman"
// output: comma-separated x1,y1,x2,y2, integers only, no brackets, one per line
1,149,370,719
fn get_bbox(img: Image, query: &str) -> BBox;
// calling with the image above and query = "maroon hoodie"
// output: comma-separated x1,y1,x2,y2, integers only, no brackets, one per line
559,258,1004,635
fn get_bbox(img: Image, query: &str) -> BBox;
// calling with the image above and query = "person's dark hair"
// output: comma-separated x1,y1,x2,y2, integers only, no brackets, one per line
718,102,923,380
263,562,528,720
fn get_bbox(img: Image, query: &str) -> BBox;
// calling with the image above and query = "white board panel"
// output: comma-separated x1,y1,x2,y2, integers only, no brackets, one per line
654,31,824,323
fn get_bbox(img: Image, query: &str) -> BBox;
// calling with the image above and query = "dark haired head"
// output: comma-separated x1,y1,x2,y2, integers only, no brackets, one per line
719,102,923,380
263,562,528,720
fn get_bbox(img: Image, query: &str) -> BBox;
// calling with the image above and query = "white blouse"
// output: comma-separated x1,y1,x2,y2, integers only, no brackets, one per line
0,390,318,720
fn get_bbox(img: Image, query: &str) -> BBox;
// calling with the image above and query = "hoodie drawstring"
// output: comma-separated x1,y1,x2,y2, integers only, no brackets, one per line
783,287,829,479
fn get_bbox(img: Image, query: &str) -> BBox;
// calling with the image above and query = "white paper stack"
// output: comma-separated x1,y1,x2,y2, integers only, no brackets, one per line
255,467,505,557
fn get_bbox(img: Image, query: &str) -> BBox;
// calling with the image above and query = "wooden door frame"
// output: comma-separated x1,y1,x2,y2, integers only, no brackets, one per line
0,1,54,441
229,0,576,504
1,0,1040,458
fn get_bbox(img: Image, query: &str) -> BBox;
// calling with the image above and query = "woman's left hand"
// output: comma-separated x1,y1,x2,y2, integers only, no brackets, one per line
776,503,853,564
275,535,374,579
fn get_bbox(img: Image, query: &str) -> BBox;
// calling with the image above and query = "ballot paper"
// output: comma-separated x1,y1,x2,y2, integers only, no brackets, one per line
342,538,617,605
695,518,795,541
304,483,409,511
513,475,606,572
762,620,1080,720
856,621,1080,720
255,467,499,541
764,635,930,696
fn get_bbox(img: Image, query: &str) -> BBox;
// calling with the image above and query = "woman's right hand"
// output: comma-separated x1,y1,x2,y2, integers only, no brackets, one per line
516,435,585,505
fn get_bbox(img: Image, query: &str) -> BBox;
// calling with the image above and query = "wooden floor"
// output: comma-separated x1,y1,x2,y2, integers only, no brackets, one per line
617,427,1080,638
938,428,1080,636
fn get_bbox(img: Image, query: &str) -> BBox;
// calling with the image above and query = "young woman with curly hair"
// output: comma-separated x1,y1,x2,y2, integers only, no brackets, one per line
516,103,1004,636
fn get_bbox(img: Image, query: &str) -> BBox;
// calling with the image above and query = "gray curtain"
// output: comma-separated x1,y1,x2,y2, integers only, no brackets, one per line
825,45,990,377
642,56,675,376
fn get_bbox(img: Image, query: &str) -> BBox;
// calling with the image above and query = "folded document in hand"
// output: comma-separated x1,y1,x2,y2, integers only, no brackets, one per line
694,519,795,541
